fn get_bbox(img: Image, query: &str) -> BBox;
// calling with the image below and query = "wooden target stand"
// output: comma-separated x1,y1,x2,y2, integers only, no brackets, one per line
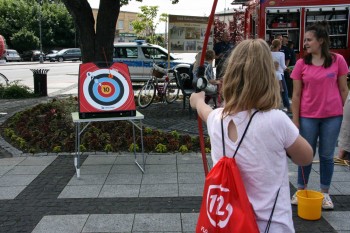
72,62,145,178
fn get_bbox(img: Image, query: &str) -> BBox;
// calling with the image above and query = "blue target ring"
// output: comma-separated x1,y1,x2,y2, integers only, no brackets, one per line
92,77,120,102
88,73,124,106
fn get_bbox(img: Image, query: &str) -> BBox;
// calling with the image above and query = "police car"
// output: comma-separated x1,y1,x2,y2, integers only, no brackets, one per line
113,40,192,82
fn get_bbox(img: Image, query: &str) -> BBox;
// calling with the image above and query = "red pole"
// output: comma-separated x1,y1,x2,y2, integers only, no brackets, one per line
197,0,219,177
0,35,5,56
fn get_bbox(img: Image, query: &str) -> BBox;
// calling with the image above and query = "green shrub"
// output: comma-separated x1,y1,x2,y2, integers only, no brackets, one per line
0,81,35,99
29,148,36,154
144,127,153,134
170,130,180,140
10,134,18,141
104,143,113,152
191,136,198,143
179,145,188,154
79,144,87,152
128,143,140,152
155,143,167,153
53,146,61,153
16,137,26,149
4,128,15,137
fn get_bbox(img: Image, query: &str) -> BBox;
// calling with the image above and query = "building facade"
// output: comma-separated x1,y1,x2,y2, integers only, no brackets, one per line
92,9,138,43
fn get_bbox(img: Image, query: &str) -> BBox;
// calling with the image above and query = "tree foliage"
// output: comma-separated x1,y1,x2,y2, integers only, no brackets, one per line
131,6,159,43
62,0,179,63
0,0,75,53
11,28,40,52
0,0,180,61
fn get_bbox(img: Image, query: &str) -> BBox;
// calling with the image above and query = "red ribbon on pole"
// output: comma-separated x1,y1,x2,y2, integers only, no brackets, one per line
197,0,219,177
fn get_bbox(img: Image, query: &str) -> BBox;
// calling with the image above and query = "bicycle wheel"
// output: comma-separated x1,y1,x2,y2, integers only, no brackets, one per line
165,77,179,103
0,73,9,86
138,81,156,108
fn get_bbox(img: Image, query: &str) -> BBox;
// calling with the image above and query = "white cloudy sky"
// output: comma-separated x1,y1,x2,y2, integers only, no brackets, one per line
87,0,238,32
88,0,232,16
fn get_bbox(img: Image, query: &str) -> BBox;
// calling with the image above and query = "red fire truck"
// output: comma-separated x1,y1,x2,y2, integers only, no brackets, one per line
243,0,350,64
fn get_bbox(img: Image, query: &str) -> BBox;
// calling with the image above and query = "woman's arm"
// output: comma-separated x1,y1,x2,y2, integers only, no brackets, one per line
279,80,284,92
292,80,302,128
280,53,287,70
286,135,313,166
190,91,213,123
338,74,349,105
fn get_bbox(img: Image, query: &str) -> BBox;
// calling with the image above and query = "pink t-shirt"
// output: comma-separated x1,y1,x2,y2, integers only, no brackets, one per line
291,53,348,118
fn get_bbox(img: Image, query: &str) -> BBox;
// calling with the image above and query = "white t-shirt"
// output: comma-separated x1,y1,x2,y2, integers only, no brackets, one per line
207,109,299,233
275,71,282,81
271,51,286,77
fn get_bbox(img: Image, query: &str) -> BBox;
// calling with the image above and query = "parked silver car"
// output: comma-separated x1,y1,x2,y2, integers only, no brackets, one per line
3,49,21,62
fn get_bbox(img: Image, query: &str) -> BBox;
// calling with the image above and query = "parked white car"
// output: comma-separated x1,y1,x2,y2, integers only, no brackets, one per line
113,40,192,82
3,49,21,62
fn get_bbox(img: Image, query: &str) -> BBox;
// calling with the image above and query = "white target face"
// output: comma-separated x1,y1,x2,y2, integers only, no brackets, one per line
82,69,130,110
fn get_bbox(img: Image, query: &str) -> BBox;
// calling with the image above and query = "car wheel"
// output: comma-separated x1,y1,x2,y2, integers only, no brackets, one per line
176,68,191,86
58,57,64,62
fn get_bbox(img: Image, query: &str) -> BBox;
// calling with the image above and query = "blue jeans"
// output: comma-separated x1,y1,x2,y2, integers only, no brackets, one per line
281,75,290,109
297,116,342,190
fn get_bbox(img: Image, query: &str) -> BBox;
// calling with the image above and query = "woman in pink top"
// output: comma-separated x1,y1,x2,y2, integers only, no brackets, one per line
290,21,349,210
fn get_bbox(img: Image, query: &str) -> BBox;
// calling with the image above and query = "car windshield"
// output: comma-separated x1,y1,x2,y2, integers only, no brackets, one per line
57,50,67,55
152,45,177,59
8,51,18,55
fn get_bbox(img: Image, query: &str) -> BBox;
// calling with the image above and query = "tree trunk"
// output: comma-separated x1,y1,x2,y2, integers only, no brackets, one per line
96,0,120,64
62,0,120,64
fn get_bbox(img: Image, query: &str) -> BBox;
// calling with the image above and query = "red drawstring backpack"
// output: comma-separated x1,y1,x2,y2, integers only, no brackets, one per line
196,111,279,233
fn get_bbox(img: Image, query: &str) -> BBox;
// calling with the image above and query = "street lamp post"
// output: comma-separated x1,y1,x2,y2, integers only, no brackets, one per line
38,0,43,63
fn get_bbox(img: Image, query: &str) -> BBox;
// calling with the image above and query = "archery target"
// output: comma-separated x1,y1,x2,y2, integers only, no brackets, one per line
83,68,129,110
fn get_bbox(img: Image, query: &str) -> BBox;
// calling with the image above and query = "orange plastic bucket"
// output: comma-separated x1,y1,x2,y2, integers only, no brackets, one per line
297,190,323,220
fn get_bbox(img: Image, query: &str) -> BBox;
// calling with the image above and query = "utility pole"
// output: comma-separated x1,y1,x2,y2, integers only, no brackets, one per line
38,0,43,63
164,16,167,48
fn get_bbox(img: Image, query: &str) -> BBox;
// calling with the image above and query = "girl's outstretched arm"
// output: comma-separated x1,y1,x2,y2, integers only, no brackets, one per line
190,91,213,123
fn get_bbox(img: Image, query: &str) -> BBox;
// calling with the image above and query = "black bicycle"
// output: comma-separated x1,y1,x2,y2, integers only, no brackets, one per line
0,73,9,86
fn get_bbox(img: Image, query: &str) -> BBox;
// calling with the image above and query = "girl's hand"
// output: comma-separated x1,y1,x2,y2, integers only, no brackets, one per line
190,91,205,109
190,91,213,122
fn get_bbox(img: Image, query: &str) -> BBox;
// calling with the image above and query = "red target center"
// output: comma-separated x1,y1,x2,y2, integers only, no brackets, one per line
98,82,115,97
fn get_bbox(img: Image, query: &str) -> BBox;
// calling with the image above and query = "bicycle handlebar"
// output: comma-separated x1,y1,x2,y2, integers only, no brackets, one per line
153,63,167,75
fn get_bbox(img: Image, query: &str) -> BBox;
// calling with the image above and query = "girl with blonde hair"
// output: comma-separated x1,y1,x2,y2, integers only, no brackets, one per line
190,39,313,232
271,38,291,112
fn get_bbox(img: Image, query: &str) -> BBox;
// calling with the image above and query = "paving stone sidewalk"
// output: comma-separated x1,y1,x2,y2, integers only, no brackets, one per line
0,97,349,232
